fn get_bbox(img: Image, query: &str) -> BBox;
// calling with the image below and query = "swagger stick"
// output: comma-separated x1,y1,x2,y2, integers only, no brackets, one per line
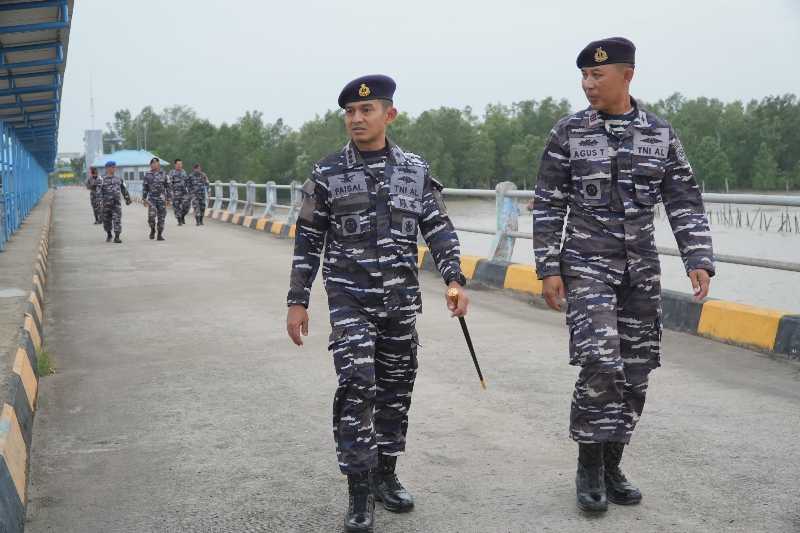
447,287,487,390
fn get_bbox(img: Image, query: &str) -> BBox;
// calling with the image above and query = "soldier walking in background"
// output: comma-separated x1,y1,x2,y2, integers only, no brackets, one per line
142,157,172,241
532,37,715,513
169,159,190,226
188,163,209,226
285,75,469,533
99,161,131,243
87,166,102,224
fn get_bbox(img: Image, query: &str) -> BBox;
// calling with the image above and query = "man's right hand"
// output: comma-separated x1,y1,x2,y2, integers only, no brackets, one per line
542,275,566,311
286,305,309,346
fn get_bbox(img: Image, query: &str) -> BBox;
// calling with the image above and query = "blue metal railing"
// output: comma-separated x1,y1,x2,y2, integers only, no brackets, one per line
0,121,49,251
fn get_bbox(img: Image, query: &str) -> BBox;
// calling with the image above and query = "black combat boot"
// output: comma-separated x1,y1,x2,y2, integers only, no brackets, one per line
370,455,414,513
157,229,165,241
576,443,607,513
195,216,201,226
604,442,642,505
113,232,122,244
106,231,112,243
198,215,204,226
149,225,156,240
345,472,374,533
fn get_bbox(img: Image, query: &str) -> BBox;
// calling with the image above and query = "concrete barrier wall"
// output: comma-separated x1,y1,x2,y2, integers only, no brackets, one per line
0,192,53,533
201,207,800,361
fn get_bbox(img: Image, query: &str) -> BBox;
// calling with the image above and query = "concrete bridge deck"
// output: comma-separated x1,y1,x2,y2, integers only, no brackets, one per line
24,188,800,532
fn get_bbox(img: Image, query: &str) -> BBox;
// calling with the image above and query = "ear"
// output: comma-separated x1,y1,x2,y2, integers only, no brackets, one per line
624,66,635,84
385,106,398,125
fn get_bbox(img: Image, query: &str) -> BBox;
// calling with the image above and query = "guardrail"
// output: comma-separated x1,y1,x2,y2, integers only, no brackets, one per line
126,178,800,273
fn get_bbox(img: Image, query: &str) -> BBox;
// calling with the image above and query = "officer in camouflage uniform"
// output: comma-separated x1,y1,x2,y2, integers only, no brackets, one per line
188,163,209,225
87,166,103,224
532,37,715,513
169,159,190,225
286,75,469,533
142,157,172,241
99,161,131,243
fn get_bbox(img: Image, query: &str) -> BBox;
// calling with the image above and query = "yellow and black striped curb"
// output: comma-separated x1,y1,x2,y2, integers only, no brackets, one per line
203,208,800,361
1,191,54,533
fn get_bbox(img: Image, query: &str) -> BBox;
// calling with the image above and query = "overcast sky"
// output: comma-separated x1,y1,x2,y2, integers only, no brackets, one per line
57,0,800,153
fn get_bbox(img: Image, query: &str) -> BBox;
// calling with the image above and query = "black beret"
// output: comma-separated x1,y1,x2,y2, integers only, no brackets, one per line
338,74,396,109
576,37,636,69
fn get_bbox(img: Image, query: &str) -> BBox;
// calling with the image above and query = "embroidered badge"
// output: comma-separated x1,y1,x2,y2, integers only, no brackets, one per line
594,47,608,63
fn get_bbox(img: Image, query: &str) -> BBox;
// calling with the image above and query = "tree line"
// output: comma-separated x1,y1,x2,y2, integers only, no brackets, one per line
102,93,800,191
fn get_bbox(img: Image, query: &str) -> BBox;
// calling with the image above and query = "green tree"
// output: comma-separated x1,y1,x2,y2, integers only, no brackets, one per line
690,136,734,191
751,142,780,190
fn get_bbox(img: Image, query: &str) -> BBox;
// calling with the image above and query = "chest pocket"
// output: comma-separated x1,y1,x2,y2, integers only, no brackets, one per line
569,134,611,207
631,128,668,206
389,166,425,241
329,172,371,240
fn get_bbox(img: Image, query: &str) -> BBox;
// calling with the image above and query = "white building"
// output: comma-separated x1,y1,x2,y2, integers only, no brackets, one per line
91,150,169,180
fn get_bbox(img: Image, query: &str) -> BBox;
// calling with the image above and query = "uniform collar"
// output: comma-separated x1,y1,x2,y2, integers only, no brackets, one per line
583,97,649,129
343,138,407,167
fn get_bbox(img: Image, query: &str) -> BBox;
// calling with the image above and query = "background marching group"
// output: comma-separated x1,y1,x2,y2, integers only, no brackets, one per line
85,157,210,243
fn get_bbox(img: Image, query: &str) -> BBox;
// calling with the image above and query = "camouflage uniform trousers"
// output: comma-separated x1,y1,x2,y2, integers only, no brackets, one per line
565,272,662,444
103,197,124,234
90,190,102,222
172,192,191,220
147,197,168,231
329,311,419,474
191,191,206,214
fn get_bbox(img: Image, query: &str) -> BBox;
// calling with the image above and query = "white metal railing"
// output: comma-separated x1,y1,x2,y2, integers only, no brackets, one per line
135,178,799,272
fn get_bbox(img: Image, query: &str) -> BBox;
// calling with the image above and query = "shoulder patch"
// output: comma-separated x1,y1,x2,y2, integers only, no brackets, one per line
301,179,316,195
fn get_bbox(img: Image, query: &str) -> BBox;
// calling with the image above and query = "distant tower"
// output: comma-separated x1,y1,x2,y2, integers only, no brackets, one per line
89,74,96,129
84,129,103,174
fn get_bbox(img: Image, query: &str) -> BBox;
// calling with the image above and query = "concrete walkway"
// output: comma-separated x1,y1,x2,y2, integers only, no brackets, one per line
1,192,52,403
26,188,800,532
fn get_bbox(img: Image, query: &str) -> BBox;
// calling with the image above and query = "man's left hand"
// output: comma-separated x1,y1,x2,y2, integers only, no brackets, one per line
446,282,469,318
689,269,711,301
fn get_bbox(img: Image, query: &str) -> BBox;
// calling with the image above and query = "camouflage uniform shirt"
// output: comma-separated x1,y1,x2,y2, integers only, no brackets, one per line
533,98,715,284
287,140,466,323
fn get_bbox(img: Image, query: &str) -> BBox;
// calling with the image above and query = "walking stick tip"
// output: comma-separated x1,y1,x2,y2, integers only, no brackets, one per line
480,379,487,390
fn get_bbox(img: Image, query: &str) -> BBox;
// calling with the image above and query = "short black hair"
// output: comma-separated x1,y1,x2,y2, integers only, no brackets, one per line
193,163,201,169
174,158,182,164
150,157,159,164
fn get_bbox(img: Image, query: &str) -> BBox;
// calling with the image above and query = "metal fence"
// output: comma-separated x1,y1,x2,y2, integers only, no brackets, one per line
0,122,50,252
129,178,800,273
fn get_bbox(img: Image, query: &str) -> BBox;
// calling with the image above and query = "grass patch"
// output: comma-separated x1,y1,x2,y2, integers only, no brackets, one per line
37,346,55,376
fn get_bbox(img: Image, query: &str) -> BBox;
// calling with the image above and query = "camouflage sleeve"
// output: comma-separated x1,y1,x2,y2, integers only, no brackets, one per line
121,181,131,203
142,176,150,202
287,170,330,308
661,128,715,276
532,123,571,279
166,174,173,202
419,173,466,286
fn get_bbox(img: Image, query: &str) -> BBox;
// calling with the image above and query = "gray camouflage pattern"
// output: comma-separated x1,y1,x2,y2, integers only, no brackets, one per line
187,170,209,218
98,174,131,234
143,170,172,231
287,140,465,473
169,169,190,220
87,174,102,222
532,99,715,444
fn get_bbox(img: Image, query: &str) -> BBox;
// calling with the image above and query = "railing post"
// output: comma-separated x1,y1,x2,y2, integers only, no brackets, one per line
244,181,255,216
262,180,277,219
228,180,239,213
286,180,301,226
489,181,519,262
213,181,223,210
